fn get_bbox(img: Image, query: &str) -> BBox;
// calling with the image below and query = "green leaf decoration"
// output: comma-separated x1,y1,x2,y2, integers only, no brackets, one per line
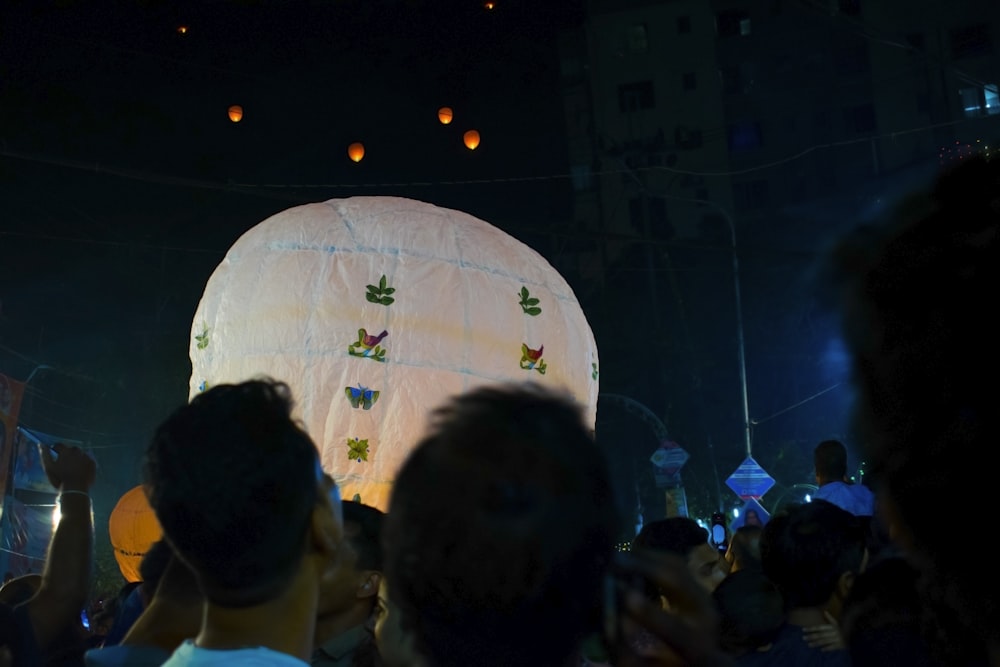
592,363,599,380
352,493,362,502
366,274,395,307
195,326,210,350
347,437,370,462
518,286,542,315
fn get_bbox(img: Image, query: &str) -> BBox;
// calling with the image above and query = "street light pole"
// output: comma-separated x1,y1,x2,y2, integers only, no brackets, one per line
663,194,753,459
725,214,753,459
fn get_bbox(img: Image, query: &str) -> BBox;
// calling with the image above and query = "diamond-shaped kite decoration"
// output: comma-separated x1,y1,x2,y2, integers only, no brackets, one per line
725,457,775,499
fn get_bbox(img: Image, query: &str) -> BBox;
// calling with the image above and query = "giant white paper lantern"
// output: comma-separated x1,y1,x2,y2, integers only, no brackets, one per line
189,196,599,511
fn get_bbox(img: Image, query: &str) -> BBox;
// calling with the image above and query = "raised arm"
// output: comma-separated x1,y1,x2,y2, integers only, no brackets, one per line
25,443,96,649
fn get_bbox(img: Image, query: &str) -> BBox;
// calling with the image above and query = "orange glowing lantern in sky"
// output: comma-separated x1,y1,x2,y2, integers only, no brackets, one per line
438,107,454,125
463,130,481,150
484,1,496,9
228,105,243,123
108,486,163,583
348,142,365,162
177,25,189,35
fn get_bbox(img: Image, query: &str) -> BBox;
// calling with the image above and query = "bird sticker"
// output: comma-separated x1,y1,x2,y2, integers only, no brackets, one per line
520,343,547,374
347,437,370,462
345,384,380,410
348,328,388,361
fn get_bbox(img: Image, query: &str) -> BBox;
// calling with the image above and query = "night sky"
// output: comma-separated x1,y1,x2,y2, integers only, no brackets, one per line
1,0,948,544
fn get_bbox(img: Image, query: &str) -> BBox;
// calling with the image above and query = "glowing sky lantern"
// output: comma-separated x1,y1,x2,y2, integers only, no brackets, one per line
228,105,243,123
348,142,365,163
438,107,454,125
463,130,481,150
189,197,599,512
176,25,189,35
108,486,162,583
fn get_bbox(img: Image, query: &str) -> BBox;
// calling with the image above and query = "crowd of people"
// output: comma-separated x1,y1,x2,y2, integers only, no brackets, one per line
0,156,996,667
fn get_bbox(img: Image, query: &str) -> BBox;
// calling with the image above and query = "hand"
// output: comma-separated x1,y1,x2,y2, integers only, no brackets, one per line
39,443,96,493
802,612,844,651
613,550,734,667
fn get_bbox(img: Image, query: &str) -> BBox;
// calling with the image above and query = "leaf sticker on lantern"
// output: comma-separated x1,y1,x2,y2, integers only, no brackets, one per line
592,363,599,380
348,328,388,361
365,274,395,306
345,384,380,410
520,343,547,375
518,286,542,316
347,437,370,462
195,325,210,350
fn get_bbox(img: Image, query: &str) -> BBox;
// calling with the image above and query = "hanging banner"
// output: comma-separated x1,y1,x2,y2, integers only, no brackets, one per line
0,374,26,510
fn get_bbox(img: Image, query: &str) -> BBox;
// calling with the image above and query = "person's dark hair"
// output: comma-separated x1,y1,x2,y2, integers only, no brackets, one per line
840,556,944,667
143,378,319,608
727,525,763,572
341,500,384,571
760,500,866,609
833,155,1000,657
383,383,619,667
138,539,174,599
813,439,848,482
713,569,784,656
632,517,709,558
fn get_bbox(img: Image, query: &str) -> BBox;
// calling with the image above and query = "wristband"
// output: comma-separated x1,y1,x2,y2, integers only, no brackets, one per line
59,490,91,501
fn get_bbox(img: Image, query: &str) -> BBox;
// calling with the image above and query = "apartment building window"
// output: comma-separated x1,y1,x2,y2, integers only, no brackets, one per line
717,10,751,38
951,24,993,59
834,38,870,75
629,197,644,229
619,80,655,112
682,72,697,91
960,84,1000,117
733,180,770,211
648,197,672,239
570,165,594,192
838,0,861,16
727,121,762,151
720,62,755,94
844,104,877,133
675,125,703,149
627,24,648,53
677,16,691,34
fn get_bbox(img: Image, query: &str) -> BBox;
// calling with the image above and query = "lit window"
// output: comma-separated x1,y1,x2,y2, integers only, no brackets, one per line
727,121,762,151
960,84,1000,117
717,10,751,38
618,81,655,112
627,24,648,53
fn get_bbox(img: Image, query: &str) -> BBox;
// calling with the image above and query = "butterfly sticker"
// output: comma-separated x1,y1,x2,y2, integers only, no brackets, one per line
347,438,370,463
345,384,380,410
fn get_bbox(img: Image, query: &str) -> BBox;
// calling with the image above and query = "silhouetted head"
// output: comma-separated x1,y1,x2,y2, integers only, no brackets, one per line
143,378,325,608
383,383,618,667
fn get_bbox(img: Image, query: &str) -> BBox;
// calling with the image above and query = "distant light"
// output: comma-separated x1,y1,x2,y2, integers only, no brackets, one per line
483,1,496,9
177,25,189,35
463,130,481,150
438,107,454,125
805,494,812,503
348,142,365,163
733,508,740,519
52,504,61,527
228,105,243,123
